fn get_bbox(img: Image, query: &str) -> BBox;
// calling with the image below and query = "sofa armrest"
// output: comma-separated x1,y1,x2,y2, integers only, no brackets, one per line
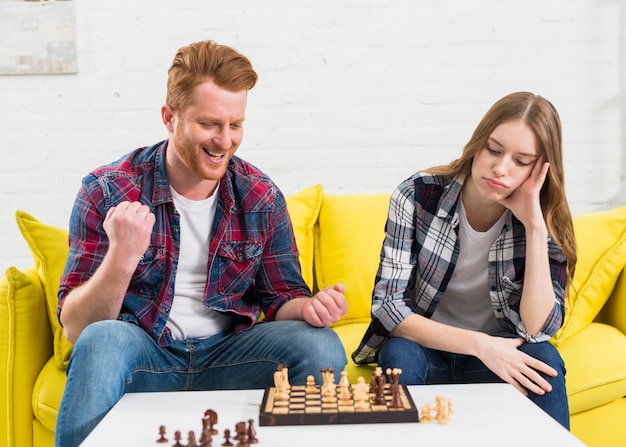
0,267,54,447
596,269,626,335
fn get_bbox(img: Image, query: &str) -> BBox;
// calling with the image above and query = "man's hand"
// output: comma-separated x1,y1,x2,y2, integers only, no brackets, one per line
103,201,156,269
301,283,348,327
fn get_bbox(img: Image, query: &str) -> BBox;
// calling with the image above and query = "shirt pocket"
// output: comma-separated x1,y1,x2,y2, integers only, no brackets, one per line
128,244,166,299
216,240,263,295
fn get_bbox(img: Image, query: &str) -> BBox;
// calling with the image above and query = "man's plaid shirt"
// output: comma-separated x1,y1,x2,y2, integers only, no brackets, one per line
58,141,310,347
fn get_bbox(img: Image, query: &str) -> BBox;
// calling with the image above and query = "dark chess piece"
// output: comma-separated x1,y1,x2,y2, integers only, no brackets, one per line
222,428,234,446
246,419,258,444
199,426,213,447
203,409,219,435
172,431,184,447
390,383,403,408
234,421,248,446
156,425,168,443
187,430,198,447
234,422,247,441
373,372,386,405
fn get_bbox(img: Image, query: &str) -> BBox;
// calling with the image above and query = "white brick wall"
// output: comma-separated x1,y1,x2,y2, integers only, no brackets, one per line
1,0,624,272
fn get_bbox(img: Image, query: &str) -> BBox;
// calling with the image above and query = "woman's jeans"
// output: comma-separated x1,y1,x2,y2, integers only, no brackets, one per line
378,337,570,429
55,320,347,447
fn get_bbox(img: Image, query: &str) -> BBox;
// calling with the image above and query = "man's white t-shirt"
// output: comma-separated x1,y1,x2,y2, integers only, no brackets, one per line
166,185,234,340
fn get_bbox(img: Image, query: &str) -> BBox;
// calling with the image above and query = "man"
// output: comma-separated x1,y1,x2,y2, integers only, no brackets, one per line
55,40,348,446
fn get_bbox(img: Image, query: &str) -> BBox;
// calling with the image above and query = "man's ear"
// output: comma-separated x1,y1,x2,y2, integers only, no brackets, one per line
161,104,175,133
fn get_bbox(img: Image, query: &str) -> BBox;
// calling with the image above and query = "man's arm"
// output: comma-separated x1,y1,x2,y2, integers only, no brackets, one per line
60,201,155,344
275,283,347,327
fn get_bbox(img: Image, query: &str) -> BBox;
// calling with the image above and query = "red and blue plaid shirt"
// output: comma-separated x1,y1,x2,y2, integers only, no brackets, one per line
58,141,310,347
352,172,567,365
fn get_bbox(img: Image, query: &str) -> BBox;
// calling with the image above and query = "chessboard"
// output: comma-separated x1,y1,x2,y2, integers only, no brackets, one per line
259,382,420,426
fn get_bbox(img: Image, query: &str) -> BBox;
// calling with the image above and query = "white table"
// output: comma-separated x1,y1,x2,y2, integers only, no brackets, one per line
81,383,585,446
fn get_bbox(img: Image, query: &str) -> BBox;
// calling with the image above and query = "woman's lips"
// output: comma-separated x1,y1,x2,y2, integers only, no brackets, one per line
484,178,507,190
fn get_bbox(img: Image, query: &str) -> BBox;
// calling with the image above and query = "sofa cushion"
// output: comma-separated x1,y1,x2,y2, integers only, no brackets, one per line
595,270,626,336
315,193,390,326
285,184,323,290
32,357,66,434
558,322,626,414
332,322,375,383
15,211,72,370
0,266,53,447
551,206,626,347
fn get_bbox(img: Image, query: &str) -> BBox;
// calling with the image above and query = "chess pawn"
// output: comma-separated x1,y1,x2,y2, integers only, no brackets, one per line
156,425,168,443
305,375,317,394
172,430,184,447
222,428,234,446
187,430,199,447
420,403,433,423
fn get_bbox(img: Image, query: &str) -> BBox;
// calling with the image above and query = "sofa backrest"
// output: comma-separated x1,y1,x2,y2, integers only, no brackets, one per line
313,193,390,327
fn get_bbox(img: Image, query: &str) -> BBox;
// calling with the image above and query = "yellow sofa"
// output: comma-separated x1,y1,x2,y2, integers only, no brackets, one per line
2,184,626,447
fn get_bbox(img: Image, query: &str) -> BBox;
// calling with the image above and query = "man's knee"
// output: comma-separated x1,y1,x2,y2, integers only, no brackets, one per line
69,320,144,369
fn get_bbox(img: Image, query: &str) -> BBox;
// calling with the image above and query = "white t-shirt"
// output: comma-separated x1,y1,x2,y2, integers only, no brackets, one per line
431,200,506,334
166,185,234,340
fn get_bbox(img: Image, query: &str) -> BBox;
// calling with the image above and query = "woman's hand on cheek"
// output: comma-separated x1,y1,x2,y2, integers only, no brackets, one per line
499,157,549,228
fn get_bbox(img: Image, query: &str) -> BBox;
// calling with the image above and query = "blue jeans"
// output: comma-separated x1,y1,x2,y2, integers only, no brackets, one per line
378,337,570,429
55,320,346,447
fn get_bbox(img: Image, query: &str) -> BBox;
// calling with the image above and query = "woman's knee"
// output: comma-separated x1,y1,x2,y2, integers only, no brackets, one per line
378,337,428,384
520,341,565,374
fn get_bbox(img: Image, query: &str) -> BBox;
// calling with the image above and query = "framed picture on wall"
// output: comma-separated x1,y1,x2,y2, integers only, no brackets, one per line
0,0,77,75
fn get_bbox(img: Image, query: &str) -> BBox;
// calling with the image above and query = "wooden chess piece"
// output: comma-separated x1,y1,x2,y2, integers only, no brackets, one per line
234,421,249,446
305,375,317,394
372,371,386,405
203,409,219,435
222,428,234,446
234,422,247,441
172,430,184,447
435,395,451,424
246,419,258,444
274,364,290,400
199,427,213,447
156,425,168,443
187,430,199,447
420,403,433,423
389,383,403,408
353,376,370,410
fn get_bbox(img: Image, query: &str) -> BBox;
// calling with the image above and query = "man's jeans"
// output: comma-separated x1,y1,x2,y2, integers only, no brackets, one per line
378,337,570,429
55,320,346,447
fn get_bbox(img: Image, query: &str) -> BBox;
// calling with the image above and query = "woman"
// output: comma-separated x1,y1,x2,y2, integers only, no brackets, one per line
352,92,576,428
